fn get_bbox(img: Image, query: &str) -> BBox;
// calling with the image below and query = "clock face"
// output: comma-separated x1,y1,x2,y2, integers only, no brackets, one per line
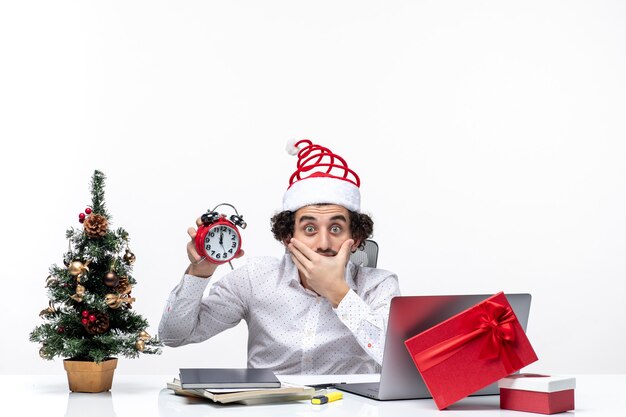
203,224,241,262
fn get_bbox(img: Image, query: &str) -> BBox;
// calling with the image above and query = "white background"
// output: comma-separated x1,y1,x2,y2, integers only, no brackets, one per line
1,1,624,375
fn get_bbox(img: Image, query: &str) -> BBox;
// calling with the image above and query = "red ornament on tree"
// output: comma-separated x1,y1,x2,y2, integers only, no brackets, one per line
78,208,92,224
81,318,88,325
81,310,89,318
89,314,96,322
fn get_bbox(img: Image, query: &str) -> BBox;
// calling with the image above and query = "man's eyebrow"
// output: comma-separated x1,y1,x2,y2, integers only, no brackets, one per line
297,215,348,223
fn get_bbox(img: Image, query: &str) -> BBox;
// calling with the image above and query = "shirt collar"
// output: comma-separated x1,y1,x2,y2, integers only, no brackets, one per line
345,260,358,290
281,252,300,287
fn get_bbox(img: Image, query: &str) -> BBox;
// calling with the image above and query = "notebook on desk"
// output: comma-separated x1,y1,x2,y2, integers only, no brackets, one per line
336,293,533,401
179,368,281,389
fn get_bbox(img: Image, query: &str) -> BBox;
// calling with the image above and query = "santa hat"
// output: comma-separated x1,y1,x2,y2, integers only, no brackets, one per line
282,139,361,212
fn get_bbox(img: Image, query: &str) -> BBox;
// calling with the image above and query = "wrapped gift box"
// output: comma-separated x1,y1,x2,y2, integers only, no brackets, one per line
499,373,576,414
404,292,538,410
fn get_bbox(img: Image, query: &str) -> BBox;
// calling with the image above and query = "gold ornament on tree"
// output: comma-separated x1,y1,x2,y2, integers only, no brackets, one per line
45,275,58,288
83,213,109,238
39,301,58,318
135,330,151,351
135,339,145,351
123,247,136,264
70,284,86,302
68,260,90,281
68,260,90,302
105,293,136,309
106,276,135,309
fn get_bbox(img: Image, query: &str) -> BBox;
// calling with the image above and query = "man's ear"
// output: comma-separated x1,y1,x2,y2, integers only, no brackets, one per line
350,239,362,253
282,235,292,247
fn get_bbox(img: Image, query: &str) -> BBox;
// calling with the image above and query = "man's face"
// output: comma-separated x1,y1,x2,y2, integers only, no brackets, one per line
292,205,358,256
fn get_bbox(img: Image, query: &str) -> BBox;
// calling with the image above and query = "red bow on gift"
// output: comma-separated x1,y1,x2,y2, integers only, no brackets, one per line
413,300,524,374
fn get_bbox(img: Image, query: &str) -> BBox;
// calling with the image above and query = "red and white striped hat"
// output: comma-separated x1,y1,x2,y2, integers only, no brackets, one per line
283,139,361,212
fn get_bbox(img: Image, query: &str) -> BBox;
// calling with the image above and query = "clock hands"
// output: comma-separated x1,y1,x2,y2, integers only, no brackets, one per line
218,231,229,259
219,232,227,250
218,233,234,271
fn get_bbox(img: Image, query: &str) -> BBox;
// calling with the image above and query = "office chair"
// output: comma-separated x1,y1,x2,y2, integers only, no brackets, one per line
349,239,378,268
349,239,381,372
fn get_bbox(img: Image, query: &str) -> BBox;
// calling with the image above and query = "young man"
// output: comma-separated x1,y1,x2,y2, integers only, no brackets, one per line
158,140,400,374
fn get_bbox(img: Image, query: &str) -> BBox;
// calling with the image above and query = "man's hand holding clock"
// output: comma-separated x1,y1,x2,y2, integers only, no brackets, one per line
187,217,245,278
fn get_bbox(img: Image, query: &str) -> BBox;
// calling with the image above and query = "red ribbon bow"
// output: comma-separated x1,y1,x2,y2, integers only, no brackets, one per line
412,300,524,374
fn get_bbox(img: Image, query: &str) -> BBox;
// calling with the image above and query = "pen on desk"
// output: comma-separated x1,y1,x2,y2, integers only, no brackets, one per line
308,382,346,389
311,391,343,404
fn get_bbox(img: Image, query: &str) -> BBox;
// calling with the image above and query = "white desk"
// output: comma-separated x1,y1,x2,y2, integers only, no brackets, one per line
4,374,620,416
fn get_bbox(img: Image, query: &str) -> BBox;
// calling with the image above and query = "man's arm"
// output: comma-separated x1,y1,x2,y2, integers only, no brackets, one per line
158,219,248,346
158,268,250,346
333,271,400,365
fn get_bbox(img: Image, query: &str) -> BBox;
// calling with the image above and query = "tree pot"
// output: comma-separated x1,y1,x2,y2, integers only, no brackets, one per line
63,358,118,393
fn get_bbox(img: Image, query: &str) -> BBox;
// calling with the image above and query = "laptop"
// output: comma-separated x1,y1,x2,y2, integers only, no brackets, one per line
336,293,532,401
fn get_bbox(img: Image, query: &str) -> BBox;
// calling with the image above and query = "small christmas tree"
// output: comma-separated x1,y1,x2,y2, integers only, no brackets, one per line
30,170,162,364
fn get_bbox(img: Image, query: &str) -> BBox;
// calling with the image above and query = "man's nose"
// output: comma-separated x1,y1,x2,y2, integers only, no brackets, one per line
316,231,331,250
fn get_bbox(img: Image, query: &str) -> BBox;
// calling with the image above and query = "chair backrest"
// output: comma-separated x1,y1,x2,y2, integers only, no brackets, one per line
349,239,379,268
349,239,380,372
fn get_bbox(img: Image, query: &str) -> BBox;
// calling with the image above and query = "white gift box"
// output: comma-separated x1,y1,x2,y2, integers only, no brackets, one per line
498,373,576,392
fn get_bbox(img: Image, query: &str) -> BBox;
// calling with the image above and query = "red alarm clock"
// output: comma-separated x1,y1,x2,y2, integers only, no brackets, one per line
195,203,247,265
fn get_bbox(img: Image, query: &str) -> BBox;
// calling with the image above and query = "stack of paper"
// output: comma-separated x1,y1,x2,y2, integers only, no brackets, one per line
166,378,315,405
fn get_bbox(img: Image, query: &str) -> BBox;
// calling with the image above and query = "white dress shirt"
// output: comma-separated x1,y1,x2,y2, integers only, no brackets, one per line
158,254,400,374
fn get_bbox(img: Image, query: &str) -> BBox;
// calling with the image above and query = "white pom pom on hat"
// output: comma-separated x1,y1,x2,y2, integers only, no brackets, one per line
285,138,300,156
282,139,361,212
